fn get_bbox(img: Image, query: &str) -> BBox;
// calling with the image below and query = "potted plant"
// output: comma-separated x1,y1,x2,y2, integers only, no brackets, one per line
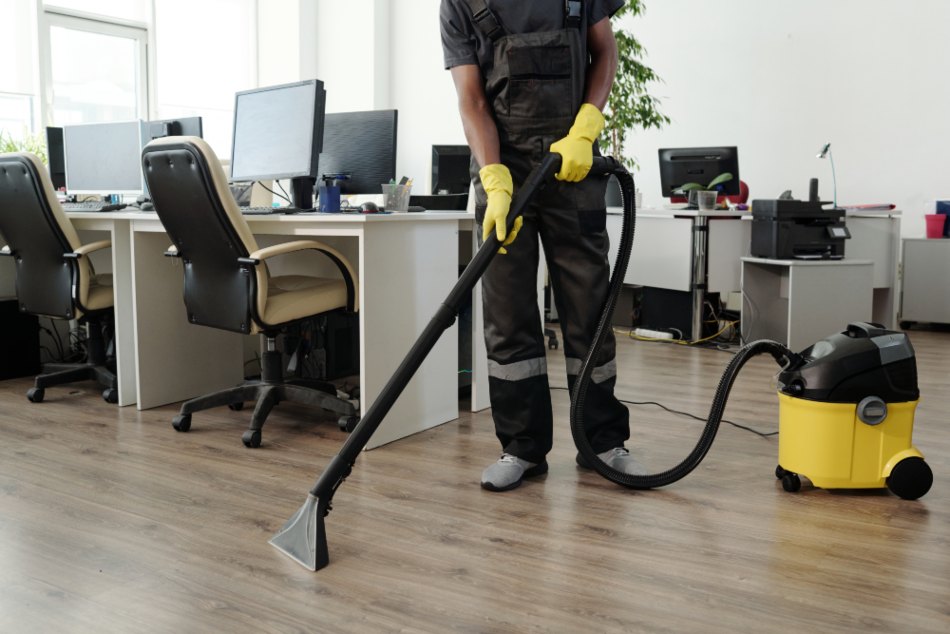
0,129,48,164
603,1,670,205
676,172,734,209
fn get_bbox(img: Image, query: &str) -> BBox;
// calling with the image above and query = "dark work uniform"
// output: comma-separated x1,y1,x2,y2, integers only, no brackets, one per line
441,0,628,464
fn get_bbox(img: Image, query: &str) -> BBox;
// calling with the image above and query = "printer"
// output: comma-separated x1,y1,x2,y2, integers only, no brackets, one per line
750,180,850,259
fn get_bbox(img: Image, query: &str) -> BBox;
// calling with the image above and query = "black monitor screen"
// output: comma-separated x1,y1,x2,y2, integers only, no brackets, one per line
230,80,326,182
431,145,471,195
658,146,740,197
63,121,146,194
46,126,66,190
146,116,203,141
318,110,397,195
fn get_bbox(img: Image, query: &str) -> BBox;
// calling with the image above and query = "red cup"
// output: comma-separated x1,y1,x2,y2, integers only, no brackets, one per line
925,214,946,238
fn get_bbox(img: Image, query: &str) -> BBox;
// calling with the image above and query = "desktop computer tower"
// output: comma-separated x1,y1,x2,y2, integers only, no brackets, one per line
638,287,720,341
0,299,41,379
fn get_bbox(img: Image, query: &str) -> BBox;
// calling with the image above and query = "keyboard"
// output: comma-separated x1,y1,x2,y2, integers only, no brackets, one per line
62,202,127,212
240,206,301,215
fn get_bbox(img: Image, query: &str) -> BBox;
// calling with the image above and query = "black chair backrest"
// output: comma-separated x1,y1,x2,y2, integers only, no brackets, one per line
141,137,259,333
0,153,77,319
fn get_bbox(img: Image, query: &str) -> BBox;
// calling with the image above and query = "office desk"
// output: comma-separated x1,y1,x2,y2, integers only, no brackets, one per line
71,210,468,449
606,208,750,340
606,208,901,337
741,257,874,351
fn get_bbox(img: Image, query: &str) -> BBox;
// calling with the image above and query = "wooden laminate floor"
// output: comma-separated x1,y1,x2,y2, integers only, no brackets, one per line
1,328,947,633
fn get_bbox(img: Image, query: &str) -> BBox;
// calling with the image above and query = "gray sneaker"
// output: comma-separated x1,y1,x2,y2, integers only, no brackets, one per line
576,447,646,475
481,453,549,492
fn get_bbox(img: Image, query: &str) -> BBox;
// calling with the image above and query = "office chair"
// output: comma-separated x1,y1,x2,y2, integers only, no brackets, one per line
0,152,118,403
141,137,360,447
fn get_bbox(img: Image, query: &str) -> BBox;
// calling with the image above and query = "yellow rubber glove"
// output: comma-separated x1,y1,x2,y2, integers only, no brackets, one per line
479,163,522,254
549,103,605,182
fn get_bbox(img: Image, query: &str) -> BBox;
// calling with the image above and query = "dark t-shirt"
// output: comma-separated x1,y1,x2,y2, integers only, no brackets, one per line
440,0,624,72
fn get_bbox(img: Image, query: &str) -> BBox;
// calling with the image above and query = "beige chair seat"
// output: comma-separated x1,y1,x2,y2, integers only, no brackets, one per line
261,275,349,328
85,274,114,312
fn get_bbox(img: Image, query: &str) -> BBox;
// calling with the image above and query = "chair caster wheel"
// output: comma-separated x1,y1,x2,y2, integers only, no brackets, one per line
338,415,360,432
172,414,191,432
775,465,786,480
781,472,802,493
548,338,559,350
242,430,262,448
26,387,44,403
228,402,244,411
102,388,118,404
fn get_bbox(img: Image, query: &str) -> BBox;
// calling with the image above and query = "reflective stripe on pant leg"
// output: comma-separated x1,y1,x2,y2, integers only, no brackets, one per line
488,356,547,381
565,357,616,384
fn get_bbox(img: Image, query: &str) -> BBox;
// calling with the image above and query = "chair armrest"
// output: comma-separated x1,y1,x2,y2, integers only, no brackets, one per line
0,245,11,256
65,239,112,259
246,240,359,312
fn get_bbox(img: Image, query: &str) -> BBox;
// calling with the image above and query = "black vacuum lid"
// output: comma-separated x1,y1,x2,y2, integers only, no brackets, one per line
778,323,919,403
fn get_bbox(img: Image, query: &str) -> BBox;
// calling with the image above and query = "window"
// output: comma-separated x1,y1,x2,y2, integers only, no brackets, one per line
0,0,38,135
154,0,257,156
0,93,35,139
43,0,151,23
41,12,148,126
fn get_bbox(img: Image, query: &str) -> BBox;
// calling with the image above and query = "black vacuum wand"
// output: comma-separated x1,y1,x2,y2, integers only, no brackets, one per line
270,154,625,570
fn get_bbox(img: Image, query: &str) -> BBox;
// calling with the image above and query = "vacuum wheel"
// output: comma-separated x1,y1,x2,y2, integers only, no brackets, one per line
775,465,787,480
886,457,933,500
781,472,802,493
26,387,44,403
172,414,191,432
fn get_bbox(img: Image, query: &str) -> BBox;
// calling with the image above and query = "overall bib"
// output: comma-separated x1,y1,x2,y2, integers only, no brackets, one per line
466,0,629,463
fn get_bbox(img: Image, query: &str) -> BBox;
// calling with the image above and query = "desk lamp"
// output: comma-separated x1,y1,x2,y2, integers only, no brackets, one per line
816,142,837,208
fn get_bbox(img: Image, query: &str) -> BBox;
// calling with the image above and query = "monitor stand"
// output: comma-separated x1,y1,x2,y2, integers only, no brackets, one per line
290,176,316,211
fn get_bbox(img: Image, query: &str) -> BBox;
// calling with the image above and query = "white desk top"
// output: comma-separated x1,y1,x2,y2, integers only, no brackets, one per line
741,256,874,266
607,206,747,218
67,210,472,222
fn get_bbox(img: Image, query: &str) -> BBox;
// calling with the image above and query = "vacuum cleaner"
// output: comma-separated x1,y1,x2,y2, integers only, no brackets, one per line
270,154,933,572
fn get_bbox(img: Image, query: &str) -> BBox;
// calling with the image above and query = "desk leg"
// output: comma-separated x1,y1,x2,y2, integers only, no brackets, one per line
360,221,459,449
110,220,136,406
131,231,242,410
691,216,708,342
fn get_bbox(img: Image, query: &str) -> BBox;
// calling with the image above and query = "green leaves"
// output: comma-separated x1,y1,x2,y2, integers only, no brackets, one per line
603,1,670,171
676,173,734,193
0,129,48,165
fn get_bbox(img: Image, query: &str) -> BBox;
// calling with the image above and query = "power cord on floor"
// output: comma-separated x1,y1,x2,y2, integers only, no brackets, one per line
550,385,777,438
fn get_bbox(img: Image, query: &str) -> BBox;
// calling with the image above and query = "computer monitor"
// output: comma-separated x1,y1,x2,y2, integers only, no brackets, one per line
318,110,398,195
431,145,471,194
146,116,203,141
658,146,740,197
63,120,147,195
45,126,66,190
230,79,326,209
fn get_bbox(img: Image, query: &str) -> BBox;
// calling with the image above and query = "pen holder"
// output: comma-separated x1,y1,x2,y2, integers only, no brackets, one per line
382,184,411,213
319,185,341,212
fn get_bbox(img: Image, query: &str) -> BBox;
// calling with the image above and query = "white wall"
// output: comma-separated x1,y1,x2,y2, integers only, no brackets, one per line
620,0,950,236
382,0,950,234
390,0,466,192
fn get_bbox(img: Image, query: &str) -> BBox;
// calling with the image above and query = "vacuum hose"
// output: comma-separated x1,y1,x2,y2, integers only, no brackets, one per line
572,165,796,488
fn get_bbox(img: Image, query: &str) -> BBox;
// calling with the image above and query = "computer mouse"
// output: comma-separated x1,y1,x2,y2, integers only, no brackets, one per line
140,202,154,211
360,201,380,214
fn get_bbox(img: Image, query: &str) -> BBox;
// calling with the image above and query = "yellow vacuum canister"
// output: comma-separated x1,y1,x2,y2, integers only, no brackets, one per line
775,322,932,499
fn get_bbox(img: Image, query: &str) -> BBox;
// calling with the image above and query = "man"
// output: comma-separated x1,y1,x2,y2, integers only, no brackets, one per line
441,0,641,492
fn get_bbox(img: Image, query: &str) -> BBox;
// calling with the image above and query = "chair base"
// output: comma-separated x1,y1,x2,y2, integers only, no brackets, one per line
173,377,357,447
28,362,118,404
